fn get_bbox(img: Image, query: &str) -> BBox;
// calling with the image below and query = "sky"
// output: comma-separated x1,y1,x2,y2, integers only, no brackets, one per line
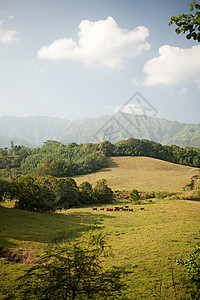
0,0,199,124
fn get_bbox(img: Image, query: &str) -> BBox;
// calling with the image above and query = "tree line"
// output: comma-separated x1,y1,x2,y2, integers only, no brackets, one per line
0,176,113,212
0,138,199,180
100,139,200,167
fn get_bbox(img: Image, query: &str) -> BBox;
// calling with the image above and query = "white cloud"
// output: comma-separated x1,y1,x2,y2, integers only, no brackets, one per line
195,79,200,90
177,87,188,95
0,15,19,44
143,45,200,87
37,16,150,69
0,28,19,44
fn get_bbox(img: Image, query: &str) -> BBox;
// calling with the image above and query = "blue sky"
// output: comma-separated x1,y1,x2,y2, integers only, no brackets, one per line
0,0,199,124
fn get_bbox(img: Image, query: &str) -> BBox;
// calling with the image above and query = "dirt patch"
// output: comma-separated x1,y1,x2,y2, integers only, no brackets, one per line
0,246,41,264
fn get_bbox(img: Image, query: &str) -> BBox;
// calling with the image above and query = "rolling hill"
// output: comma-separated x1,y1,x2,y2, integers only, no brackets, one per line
0,114,199,148
74,156,200,192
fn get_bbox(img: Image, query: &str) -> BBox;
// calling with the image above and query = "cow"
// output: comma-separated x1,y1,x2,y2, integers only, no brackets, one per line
115,207,120,211
140,207,145,210
107,208,113,211
129,209,133,211
93,207,98,210
100,208,104,211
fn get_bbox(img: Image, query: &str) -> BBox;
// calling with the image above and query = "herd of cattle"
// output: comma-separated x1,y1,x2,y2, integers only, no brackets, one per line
92,206,145,211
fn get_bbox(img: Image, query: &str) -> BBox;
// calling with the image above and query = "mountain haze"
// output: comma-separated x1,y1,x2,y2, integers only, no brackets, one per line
0,114,199,148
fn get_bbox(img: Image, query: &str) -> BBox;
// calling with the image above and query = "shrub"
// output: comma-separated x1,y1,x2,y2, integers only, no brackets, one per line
130,189,140,203
176,243,200,299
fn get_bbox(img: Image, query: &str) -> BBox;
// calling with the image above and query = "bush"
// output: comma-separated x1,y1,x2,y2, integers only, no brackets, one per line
129,189,140,203
176,243,200,299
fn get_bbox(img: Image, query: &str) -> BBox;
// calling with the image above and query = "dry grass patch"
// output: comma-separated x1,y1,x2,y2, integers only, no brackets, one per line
74,156,199,192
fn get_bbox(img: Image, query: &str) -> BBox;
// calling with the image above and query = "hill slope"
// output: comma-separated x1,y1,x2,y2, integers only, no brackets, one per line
74,156,199,192
0,114,199,148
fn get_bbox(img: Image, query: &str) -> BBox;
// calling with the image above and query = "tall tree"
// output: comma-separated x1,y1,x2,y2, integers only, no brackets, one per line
169,0,200,42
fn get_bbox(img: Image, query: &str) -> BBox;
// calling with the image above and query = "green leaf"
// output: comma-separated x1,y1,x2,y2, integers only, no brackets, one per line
186,33,192,39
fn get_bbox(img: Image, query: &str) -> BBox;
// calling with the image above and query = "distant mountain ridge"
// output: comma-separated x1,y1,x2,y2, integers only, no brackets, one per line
0,114,199,148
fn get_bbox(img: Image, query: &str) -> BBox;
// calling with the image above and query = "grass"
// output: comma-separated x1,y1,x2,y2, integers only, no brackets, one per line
0,156,199,298
74,156,199,192
1,198,200,299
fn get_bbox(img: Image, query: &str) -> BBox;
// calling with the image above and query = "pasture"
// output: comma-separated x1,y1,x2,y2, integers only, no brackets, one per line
1,198,200,299
74,156,199,192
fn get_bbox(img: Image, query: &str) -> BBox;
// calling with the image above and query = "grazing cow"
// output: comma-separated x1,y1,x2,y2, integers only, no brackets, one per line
140,207,145,210
93,207,98,210
115,207,120,211
107,208,113,211
129,209,133,211
125,205,129,208
100,208,104,211
122,208,128,211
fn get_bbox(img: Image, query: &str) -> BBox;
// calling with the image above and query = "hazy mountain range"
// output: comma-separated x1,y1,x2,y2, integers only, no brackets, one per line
0,114,199,148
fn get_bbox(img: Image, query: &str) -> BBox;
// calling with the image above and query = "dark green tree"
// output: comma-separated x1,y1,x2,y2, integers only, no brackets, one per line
169,0,200,42
93,179,113,204
78,181,93,205
15,233,126,300
0,178,13,202
13,175,57,212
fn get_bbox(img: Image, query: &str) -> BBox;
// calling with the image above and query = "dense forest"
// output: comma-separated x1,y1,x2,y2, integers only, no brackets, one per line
0,138,199,179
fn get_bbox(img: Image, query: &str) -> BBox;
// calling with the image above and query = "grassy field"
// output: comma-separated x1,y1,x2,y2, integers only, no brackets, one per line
1,198,200,299
0,157,199,299
74,156,199,192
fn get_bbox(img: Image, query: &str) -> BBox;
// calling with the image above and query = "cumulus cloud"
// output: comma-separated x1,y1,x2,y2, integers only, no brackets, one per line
37,16,150,69
143,45,200,88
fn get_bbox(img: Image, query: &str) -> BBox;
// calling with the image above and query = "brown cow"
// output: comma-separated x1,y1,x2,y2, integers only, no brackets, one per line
107,208,113,211
100,208,104,211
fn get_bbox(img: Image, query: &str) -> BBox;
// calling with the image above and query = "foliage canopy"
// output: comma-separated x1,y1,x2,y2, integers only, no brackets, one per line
169,0,200,42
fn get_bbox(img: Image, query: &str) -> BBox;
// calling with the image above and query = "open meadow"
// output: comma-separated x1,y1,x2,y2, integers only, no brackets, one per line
74,156,199,192
1,197,200,299
0,156,200,299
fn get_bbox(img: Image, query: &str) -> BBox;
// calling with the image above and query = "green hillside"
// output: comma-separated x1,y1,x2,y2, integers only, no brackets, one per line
0,114,199,147
74,156,199,192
